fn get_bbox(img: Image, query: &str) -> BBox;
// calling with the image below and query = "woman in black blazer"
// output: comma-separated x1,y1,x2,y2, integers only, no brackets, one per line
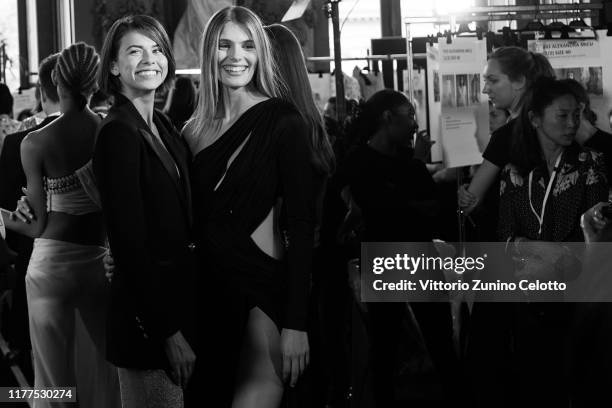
93,15,196,407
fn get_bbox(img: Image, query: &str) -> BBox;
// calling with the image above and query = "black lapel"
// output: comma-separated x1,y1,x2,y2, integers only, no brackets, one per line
112,94,191,225
154,114,193,226
138,127,181,185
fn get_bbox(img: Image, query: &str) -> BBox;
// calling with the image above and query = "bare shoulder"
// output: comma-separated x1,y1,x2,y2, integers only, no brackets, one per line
21,128,48,150
20,129,46,163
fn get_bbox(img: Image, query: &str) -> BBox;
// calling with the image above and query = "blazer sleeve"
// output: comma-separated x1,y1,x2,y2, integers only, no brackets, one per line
0,134,22,209
277,112,315,331
94,120,180,340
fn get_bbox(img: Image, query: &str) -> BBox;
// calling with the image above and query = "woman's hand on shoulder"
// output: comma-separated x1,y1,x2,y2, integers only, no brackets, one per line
280,328,309,388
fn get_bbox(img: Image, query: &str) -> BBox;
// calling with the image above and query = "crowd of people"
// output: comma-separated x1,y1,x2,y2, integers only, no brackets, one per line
0,5,612,408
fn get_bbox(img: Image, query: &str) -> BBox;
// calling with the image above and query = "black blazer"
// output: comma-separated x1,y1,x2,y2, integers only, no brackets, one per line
94,93,195,369
0,115,58,272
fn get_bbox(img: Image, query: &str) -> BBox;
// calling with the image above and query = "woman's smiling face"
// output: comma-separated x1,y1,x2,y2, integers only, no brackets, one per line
111,30,168,97
217,21,258,90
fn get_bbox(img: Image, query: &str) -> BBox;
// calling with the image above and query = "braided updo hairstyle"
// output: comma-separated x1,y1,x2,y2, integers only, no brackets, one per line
54,42,99,109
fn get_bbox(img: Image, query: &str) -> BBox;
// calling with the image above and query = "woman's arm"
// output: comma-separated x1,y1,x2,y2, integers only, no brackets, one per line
458,159,501,213
1,132,48,238
277,112,315,331
277,111,314,386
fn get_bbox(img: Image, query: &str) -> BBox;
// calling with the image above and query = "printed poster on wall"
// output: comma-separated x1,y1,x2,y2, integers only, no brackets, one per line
438,37,489,168
404,68,428,133
528,32,612,133
426,43,442,162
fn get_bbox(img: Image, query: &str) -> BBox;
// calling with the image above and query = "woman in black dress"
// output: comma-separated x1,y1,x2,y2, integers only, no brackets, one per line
184,6,314,407
339,89,458,407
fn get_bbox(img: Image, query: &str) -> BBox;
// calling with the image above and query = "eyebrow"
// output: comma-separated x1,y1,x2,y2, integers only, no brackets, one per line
125,44,160,50
218,38,254,43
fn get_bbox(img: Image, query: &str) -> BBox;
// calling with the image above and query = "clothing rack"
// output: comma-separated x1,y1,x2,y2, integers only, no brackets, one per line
175,54,427,75
408,3,603,23
306,54,426,62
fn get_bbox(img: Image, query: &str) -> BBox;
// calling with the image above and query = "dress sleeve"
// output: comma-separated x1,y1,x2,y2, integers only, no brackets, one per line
483,121,513,168
0,134,20,209
94,120,180,339
350,158,436,214
277,112,315,331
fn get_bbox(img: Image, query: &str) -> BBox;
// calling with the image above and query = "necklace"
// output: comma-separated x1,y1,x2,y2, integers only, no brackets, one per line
528,152,563,237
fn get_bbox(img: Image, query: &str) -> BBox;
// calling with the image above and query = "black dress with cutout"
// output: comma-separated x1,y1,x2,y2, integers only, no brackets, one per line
190,98,314,403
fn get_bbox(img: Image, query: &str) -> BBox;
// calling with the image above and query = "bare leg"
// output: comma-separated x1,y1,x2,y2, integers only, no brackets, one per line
232,307,284,408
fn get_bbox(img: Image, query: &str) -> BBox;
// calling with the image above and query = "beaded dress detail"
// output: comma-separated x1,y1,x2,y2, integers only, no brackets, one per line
44,160,101,214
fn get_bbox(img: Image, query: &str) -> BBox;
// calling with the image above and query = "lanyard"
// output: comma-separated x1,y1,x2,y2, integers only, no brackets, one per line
528,153,563,237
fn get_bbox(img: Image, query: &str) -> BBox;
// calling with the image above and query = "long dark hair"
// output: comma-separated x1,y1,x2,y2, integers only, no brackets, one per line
265,24,335,176
167,76,196,130
510,77,578,174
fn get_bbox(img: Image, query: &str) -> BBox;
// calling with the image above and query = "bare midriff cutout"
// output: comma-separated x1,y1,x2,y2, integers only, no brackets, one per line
251,206,284,260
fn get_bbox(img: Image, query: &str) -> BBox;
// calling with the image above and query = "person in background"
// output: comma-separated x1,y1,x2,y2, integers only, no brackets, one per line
571,201,612,406
458,47,555,228
561,78,612,185
0,42,120,408
338,89,457,407
0,53,61,376
164,75,196,130
94,15,196,407
497,77,607,406
18,86,47,132
462,49,554,407
0,83,21,155
265,23,337,407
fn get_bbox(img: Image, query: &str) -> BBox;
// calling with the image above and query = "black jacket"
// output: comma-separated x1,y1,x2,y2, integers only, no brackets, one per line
94,93,196,369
